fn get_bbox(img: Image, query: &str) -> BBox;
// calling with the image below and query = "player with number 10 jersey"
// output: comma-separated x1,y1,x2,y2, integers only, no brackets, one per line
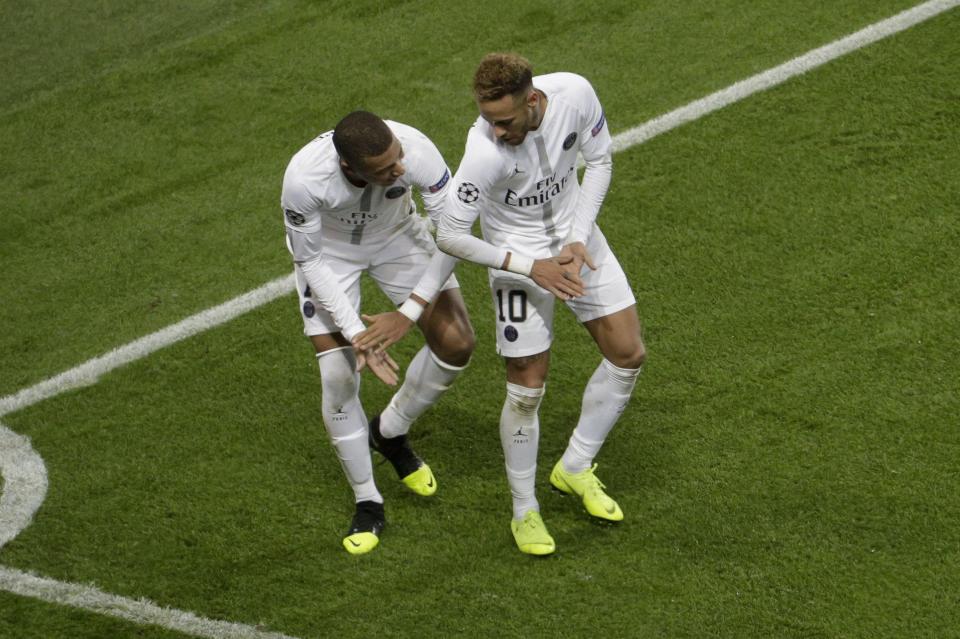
437,54,647,556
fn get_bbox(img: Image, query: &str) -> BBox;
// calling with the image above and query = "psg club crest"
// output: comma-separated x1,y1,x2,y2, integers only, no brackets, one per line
302,301,316,318
504,325,519,342
457,182,479,203
385,186,406,199
562,132,578,150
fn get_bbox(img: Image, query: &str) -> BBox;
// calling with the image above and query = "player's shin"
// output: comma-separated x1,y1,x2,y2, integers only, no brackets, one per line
561,359,641,473
378,346,467,438
501,382,544,519
317,347,382,504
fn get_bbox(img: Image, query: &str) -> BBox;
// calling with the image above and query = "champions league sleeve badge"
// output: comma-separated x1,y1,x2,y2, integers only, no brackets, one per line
457,182,480,204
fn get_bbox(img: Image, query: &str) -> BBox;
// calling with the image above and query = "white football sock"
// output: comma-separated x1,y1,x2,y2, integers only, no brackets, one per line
561,359,641,474
379,346,467,438
501,382,545,520
316,347,382,504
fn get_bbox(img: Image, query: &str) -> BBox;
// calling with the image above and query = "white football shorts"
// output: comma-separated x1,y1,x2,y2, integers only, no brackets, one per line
487,226,636,358
295,216,459,336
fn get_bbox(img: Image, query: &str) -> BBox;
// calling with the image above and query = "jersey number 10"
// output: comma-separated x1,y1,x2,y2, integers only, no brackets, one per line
496,289,528,322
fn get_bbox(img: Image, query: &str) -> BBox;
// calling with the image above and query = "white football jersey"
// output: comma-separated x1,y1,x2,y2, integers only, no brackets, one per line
282,120,451,258
439,72,613,266
280,120,454,339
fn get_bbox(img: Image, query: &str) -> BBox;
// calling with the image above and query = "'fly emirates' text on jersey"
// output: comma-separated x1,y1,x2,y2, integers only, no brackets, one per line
437,72,613,270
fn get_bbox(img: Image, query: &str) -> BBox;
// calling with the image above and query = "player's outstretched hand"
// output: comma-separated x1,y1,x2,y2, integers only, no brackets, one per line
354,311,415,352
530,255,585,301
354,346,400,386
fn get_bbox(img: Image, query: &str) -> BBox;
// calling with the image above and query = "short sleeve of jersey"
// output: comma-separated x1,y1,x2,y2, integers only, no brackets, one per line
570,74,612,162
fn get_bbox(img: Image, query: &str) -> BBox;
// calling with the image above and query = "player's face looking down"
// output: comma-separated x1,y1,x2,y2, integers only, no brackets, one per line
342,137,406,187
478,88,546,146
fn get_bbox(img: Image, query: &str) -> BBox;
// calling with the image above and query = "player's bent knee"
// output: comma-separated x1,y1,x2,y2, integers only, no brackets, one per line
316,347,359,398
433,321,476,367
505,351,549,387
609,343,646,370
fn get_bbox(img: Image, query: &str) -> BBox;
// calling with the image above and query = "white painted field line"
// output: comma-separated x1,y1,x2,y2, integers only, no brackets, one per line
0,425,47,549
0,565,298,639
609,0,960,151
0,0,956,636
0,274,295,417
1,273,300,638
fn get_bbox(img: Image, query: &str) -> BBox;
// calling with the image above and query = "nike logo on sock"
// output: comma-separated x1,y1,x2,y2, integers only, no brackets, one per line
348,539,362,547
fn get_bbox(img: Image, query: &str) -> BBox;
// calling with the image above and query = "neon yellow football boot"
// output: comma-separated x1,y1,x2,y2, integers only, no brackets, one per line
369,415,437,496
510,511,556,556
342,500,386,555
550,461,623,522
400,464,437,496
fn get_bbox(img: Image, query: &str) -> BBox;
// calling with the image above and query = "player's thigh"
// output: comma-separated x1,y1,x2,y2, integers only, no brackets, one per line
293,261,363,344
566,229,644,368
489,271,556,361
582,305,645,369
566,229,636,322
418,288,475,366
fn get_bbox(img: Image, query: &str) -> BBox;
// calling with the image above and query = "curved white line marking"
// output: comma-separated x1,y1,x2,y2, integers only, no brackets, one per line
0,274,298,637
0,565,299,639
0,423,48,549
0,274,293,547
0,0,956,634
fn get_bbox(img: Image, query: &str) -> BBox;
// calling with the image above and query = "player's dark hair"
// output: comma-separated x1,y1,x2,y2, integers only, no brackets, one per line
332,111,394,168
473,52,533,102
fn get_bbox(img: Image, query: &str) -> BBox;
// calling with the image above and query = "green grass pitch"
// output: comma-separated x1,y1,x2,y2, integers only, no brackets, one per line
2,1,958,637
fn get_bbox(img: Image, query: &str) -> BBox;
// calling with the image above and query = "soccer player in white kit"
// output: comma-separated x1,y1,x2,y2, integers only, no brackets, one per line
436,54,645,555
282,111,474,555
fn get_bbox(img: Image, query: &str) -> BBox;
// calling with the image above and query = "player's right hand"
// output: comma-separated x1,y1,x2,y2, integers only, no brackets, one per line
530,256,585,300
354,347,400,386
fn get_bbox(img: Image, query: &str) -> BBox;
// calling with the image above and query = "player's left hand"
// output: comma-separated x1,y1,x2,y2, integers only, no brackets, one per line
355,347,400,386
354,311,416,352
560,241,597,286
